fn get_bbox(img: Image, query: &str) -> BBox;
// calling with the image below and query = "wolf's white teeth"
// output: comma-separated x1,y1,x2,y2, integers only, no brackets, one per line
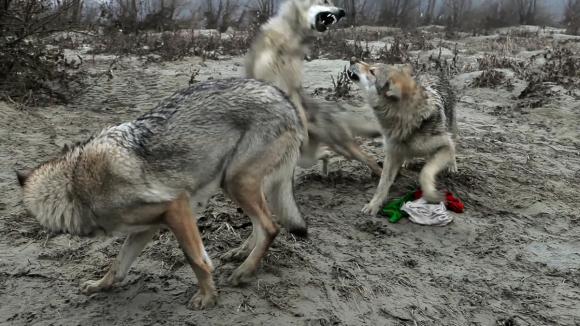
331,15,337,24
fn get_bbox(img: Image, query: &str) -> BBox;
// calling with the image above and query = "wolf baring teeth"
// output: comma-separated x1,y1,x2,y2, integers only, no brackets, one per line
310,5,345,32
348,59,459,216
246,0,383,177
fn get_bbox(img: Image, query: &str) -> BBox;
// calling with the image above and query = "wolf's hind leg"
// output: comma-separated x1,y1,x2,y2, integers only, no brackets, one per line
163,193,217,309
81,227,157,295
226,174,278,286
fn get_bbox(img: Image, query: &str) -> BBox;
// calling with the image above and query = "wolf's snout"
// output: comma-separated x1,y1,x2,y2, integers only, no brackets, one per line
337,9,346,18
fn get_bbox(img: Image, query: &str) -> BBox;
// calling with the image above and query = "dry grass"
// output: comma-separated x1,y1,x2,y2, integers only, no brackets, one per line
378,35,411,64
0,42,86,106
89,30,253,61
330,67,353,100
470,69,507,89
477,54,529,75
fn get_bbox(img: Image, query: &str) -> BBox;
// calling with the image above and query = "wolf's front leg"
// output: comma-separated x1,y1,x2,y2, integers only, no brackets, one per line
362,146,403,215
81,228,157,294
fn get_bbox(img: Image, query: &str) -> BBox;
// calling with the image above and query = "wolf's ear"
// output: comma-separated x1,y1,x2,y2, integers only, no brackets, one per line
16,169,32,187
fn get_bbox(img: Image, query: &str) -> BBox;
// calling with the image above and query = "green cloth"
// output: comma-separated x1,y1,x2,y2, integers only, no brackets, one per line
381,192,415,223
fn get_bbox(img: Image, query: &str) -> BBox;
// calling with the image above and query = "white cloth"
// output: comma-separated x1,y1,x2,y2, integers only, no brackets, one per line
401,198,453,226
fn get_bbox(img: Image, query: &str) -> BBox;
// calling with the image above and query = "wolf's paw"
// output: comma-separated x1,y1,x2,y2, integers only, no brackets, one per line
228,266,255,286
423,190,444,204
80,279,108,295
362,201,381,216
447,162,458,173
190,290,217,310
221,247,250,262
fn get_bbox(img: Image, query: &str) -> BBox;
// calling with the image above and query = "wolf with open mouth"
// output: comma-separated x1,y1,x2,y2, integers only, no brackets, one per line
246,0,345,103
245,1,382,178
348,59,459,216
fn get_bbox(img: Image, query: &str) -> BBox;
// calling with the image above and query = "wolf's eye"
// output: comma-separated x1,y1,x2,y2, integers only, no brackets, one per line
369,69,376,76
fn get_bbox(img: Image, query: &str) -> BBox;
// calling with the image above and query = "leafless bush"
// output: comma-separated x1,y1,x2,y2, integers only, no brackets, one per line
309,30,372,61
409,33,434,51
89,30,251,61
0,0,86,106
331,67,353,100
409,44,462,76
516,46,579,107
0,44,86,106
517,78,550,108
477,54,529,75
536,46,579,86
378,36,410,64
470,69,507,88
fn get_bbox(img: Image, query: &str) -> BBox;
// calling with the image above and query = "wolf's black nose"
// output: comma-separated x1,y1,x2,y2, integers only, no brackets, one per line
337,9,346,18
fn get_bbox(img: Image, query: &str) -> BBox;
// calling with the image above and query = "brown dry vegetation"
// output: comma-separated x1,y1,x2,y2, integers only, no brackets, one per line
2,0,577,107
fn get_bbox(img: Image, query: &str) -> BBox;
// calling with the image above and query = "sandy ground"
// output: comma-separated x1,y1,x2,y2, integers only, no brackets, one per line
1,31,579,326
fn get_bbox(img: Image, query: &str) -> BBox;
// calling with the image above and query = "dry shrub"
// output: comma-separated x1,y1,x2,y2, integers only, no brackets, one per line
89,30,252,61
517,78,551,108
538,46,579,86
516,46,579,108
477,54,529,76
331,67,353,100
409,33,435,51
378,36,410,64
309,29,372,61
415,44,461,76
0,0,87,106
470,69,507,88
311,67,353,101
0,44,86,106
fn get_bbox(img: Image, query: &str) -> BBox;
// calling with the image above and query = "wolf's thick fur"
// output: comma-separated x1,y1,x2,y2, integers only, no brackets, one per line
245,0,382,175
17,78,305,308
300,97,383,175
348,61,458,215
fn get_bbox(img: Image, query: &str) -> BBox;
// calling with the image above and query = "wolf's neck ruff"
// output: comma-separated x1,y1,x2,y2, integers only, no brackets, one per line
22,148,100,235
372,92,433,142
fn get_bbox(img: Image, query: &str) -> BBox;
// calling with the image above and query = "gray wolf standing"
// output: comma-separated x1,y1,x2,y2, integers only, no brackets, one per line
348,60,458,215
245,0,383,176
16,78,305,308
